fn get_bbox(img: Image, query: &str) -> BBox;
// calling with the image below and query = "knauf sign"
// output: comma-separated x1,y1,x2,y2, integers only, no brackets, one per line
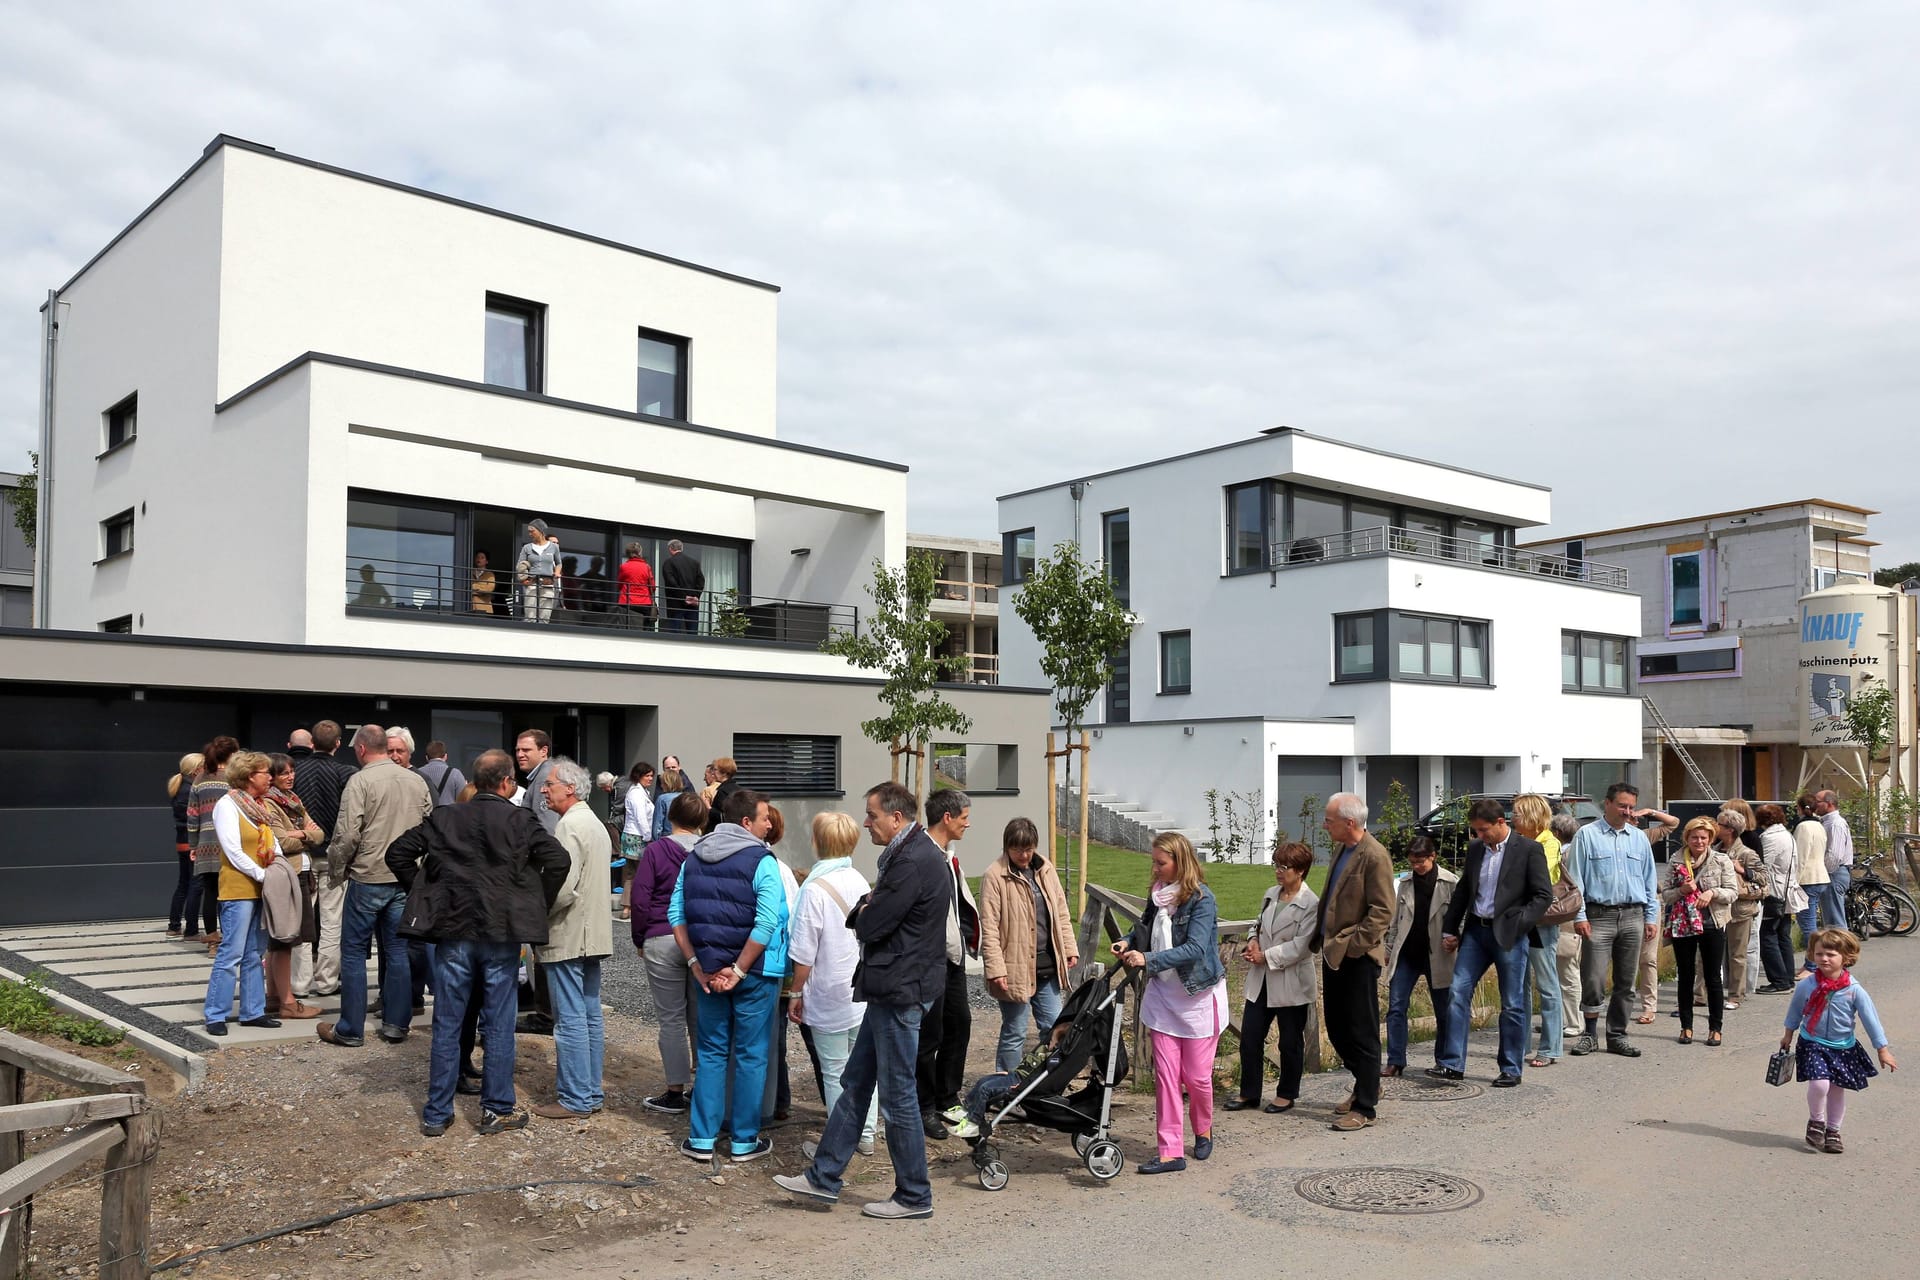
1797,582,1892,749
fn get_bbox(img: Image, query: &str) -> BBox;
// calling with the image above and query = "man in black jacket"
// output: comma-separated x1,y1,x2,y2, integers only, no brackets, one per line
387,749,570,1137
774,781,948,1220
1427,798,1552,1089
659,539,705,634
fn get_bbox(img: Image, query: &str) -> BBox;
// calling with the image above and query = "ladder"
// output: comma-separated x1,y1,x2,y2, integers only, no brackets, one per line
1643,695,1717,801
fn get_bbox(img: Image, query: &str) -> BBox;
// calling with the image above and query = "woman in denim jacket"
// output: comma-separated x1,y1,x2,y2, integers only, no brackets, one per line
1115,833,1227,1174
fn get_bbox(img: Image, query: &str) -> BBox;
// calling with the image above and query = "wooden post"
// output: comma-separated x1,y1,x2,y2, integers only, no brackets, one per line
97,1082,153,1280
1045,731,1059,891
1076,735,1092,916
0,1063,24,1280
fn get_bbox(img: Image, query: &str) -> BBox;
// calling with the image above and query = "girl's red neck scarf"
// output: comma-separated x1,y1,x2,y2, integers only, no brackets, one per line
1804,969,1852,1027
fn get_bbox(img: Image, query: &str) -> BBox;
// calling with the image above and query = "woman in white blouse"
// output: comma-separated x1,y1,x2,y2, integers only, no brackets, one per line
1226,841,1320,1114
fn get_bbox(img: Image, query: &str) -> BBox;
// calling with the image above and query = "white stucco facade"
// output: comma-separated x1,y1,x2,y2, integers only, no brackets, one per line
999,429,1643,847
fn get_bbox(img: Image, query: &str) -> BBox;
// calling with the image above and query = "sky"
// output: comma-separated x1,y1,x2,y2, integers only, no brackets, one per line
3,1,1916,561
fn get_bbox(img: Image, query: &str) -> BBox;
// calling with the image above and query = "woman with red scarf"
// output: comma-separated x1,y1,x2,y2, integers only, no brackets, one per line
1658,817,1737,1046
1782,928,1897,1155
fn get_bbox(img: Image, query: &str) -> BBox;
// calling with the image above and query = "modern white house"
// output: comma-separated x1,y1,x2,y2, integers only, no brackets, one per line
1,135,1047,922
997,427,1643,852
1519,500,1893,802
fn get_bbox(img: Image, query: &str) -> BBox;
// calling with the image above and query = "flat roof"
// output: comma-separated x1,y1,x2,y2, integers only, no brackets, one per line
47,134,780,304
1519,498,1878,546
996,426,1550,504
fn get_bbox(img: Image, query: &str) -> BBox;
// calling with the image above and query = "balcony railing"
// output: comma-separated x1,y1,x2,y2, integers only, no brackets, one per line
345,556,858,647
932,578,999,608
1266,525,1629,590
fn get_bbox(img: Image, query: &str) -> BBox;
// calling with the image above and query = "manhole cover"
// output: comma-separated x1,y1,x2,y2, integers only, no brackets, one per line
1295,1167,1483,1215
1378,1076,1485,1101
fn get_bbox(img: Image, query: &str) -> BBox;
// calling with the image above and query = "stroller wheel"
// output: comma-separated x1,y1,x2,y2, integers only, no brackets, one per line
1072,1133,1094,1156
977,1159,1010,1192
1083,1139,1125,1181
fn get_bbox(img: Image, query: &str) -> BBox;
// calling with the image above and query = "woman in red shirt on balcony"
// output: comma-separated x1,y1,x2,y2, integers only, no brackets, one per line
617,542,656,630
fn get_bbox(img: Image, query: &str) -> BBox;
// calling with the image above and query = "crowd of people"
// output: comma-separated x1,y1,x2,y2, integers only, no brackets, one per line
165,744,1899,1217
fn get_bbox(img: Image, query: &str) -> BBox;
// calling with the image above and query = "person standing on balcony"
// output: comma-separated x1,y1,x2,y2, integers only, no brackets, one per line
470,550,497,614
516,519,559,624
661,538,704,634
617,542,656,630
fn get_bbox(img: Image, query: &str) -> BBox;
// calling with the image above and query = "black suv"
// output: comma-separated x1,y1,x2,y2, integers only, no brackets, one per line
1410,792,1602,864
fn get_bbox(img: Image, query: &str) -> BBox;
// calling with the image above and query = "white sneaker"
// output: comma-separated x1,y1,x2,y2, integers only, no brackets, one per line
947,1116,980,1140
939,1105,968,1126
859,1136,876,1156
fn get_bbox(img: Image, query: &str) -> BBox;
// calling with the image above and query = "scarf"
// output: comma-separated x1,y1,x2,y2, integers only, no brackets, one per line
266,785,304,820
1149,881,1179,961
1803,968,1852,1029
232,789,274,827
1151,881,1179,911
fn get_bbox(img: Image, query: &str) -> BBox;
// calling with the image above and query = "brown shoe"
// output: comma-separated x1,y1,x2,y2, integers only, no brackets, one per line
316,1022,364,1048
1380,1065,1404,1078
531,1102,592,1121
1334,1093,1356,1115
1329,1111,1375,1132
1822,1128,1843,1155
280,1002,323,1020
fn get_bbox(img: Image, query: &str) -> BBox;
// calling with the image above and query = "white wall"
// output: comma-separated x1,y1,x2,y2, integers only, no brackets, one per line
751,498,891,609
215,146,779,436
46,153,228,634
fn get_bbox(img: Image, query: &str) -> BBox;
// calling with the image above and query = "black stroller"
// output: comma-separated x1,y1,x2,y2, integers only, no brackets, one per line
965,964,1135,1188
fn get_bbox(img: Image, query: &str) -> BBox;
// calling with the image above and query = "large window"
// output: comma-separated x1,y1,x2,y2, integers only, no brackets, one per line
1103,510,1130,605
636,328,688,419
484,293,544,392
104,393,137,452
1002,529,1035,584
1668,550,1703,629
731,733,840,796
1335,610,1489,685
348,495,459,611
100,509,134,560
1285,486,1346,548
1639,641,1738,678
1563,630,1632,694
1160,630,1191,694
1225,482,1269,572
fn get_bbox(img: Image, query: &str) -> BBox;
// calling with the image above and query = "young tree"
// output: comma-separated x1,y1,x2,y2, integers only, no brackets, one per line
1842,677,1900,856
820,550,972,806
1012,540,1133,910
9,451,35,550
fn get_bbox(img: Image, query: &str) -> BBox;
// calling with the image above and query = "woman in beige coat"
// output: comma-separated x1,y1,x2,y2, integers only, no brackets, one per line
1661,817,1739,1046
978,819,1078,1072
1226,841,1320,1113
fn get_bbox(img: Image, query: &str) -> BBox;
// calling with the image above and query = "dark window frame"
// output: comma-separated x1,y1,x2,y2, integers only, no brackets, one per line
484,292,546,393
1334,608,1491,686
102,393,138,455
1562,628,1635,695
730,733,842,797
1228,478,1517,573
98,509,135,562
1159,629,1191,695
1224,481,1274,574
1639,645,1737,679
1001,528,1036,585
99,614,133,634
635,325,690,421
1333,609,1387,682
1102,509,1130,606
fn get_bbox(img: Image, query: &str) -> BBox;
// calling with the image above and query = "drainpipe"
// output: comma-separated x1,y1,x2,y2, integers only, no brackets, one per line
33,289,60,628
1069,481,1085,552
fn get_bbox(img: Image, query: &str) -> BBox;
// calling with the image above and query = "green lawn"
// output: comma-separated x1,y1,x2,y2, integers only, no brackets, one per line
971,836,1326,922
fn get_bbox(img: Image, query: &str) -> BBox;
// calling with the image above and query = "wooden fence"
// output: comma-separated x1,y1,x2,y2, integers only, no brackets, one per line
0,1030,155,1280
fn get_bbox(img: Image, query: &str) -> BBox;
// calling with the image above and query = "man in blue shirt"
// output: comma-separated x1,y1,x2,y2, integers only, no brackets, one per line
1564,783,1659,1057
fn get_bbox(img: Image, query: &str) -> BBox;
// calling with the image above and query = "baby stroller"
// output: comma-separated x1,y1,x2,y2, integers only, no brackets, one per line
965,964,1135,1189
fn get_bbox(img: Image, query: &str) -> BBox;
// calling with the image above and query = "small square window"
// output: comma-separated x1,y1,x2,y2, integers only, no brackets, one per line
100,509,135,560
1002,529,1035,585
104,394,137,451
1335,611,1382,680
637,328,689,419
485,293,545,392
1160,630,1191,694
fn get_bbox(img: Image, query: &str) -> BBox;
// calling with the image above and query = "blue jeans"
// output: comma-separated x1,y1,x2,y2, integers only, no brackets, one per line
804,999,931,1210
1820,866,1851,933
809,1023,878,1142
337,881,411,1041
1384,949,1452,1069
994,978,1065,1072
546,958,605,1113
689,972,778,1154
203,898,267,1025
1525,925,1563,1058
1438,920,1531,1078
424,939,520,1126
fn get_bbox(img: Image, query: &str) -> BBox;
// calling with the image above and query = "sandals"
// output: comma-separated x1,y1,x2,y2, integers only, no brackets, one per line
1527,1056,1555,1068
1706,1032,1723,1047
1677,1030,1693,1045
1634,1014,1657,1025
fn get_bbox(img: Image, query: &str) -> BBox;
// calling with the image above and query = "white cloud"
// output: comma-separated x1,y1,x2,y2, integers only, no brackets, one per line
1,0,1915,564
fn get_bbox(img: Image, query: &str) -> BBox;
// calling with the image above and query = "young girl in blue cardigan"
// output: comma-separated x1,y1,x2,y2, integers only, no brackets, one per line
1782,928,1897,1154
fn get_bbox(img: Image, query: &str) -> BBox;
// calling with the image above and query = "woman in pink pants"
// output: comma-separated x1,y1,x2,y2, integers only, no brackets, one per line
1114,833,1228,1174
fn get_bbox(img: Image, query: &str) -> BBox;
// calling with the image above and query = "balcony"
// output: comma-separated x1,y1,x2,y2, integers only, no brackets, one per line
1267,526,1629,591
930,578,999,614
345,556,858,648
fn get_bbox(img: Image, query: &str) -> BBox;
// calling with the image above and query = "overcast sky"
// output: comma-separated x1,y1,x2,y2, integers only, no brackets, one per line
4,1,1915,562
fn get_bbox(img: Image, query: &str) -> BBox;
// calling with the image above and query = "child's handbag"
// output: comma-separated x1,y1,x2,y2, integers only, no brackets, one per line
1765,1045,1794,1087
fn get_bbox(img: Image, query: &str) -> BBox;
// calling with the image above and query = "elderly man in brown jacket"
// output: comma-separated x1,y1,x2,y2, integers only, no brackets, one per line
1309,792,1395,1131
977,818,1079,1072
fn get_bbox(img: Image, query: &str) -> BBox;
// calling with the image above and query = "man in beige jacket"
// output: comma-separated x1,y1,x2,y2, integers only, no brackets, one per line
531,758,614,1120
318,724,433,1049
1309,793,1395,1131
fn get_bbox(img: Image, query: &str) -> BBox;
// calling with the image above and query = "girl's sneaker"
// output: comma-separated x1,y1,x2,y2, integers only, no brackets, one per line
1804,1119,1826,1150
1822,1128,1844,1155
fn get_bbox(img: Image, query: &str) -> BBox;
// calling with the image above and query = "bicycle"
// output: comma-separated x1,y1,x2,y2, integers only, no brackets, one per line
1850,854,1918,938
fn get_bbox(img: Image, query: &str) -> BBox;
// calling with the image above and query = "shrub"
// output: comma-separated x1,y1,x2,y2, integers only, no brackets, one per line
0,973,125,1047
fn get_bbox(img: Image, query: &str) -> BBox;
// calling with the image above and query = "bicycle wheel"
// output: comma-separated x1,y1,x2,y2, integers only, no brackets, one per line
1857,889,1900,938
1887,886,1919,937
1844,891,1874,939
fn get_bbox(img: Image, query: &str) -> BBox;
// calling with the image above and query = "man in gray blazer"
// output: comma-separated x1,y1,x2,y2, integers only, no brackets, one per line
1428,798,1551,1087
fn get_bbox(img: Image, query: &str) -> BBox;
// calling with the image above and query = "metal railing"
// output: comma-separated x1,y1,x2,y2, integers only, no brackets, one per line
932,578,999,607
1267,525,1629,590
345,556,859,646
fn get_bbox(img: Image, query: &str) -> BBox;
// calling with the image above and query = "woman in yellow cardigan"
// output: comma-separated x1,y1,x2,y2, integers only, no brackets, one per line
201,751,282,1037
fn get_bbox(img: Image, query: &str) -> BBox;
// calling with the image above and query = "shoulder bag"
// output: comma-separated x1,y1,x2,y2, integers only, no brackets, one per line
1540,874,1584,928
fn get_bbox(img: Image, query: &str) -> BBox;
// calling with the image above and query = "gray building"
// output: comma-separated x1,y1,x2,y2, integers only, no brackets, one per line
0,472,30,628
1521,499,1876,802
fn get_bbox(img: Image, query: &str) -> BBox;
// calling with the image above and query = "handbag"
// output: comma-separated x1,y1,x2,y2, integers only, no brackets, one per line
1664,894,1705,938
1540,874,1584,928
1765,1045,1794,1087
